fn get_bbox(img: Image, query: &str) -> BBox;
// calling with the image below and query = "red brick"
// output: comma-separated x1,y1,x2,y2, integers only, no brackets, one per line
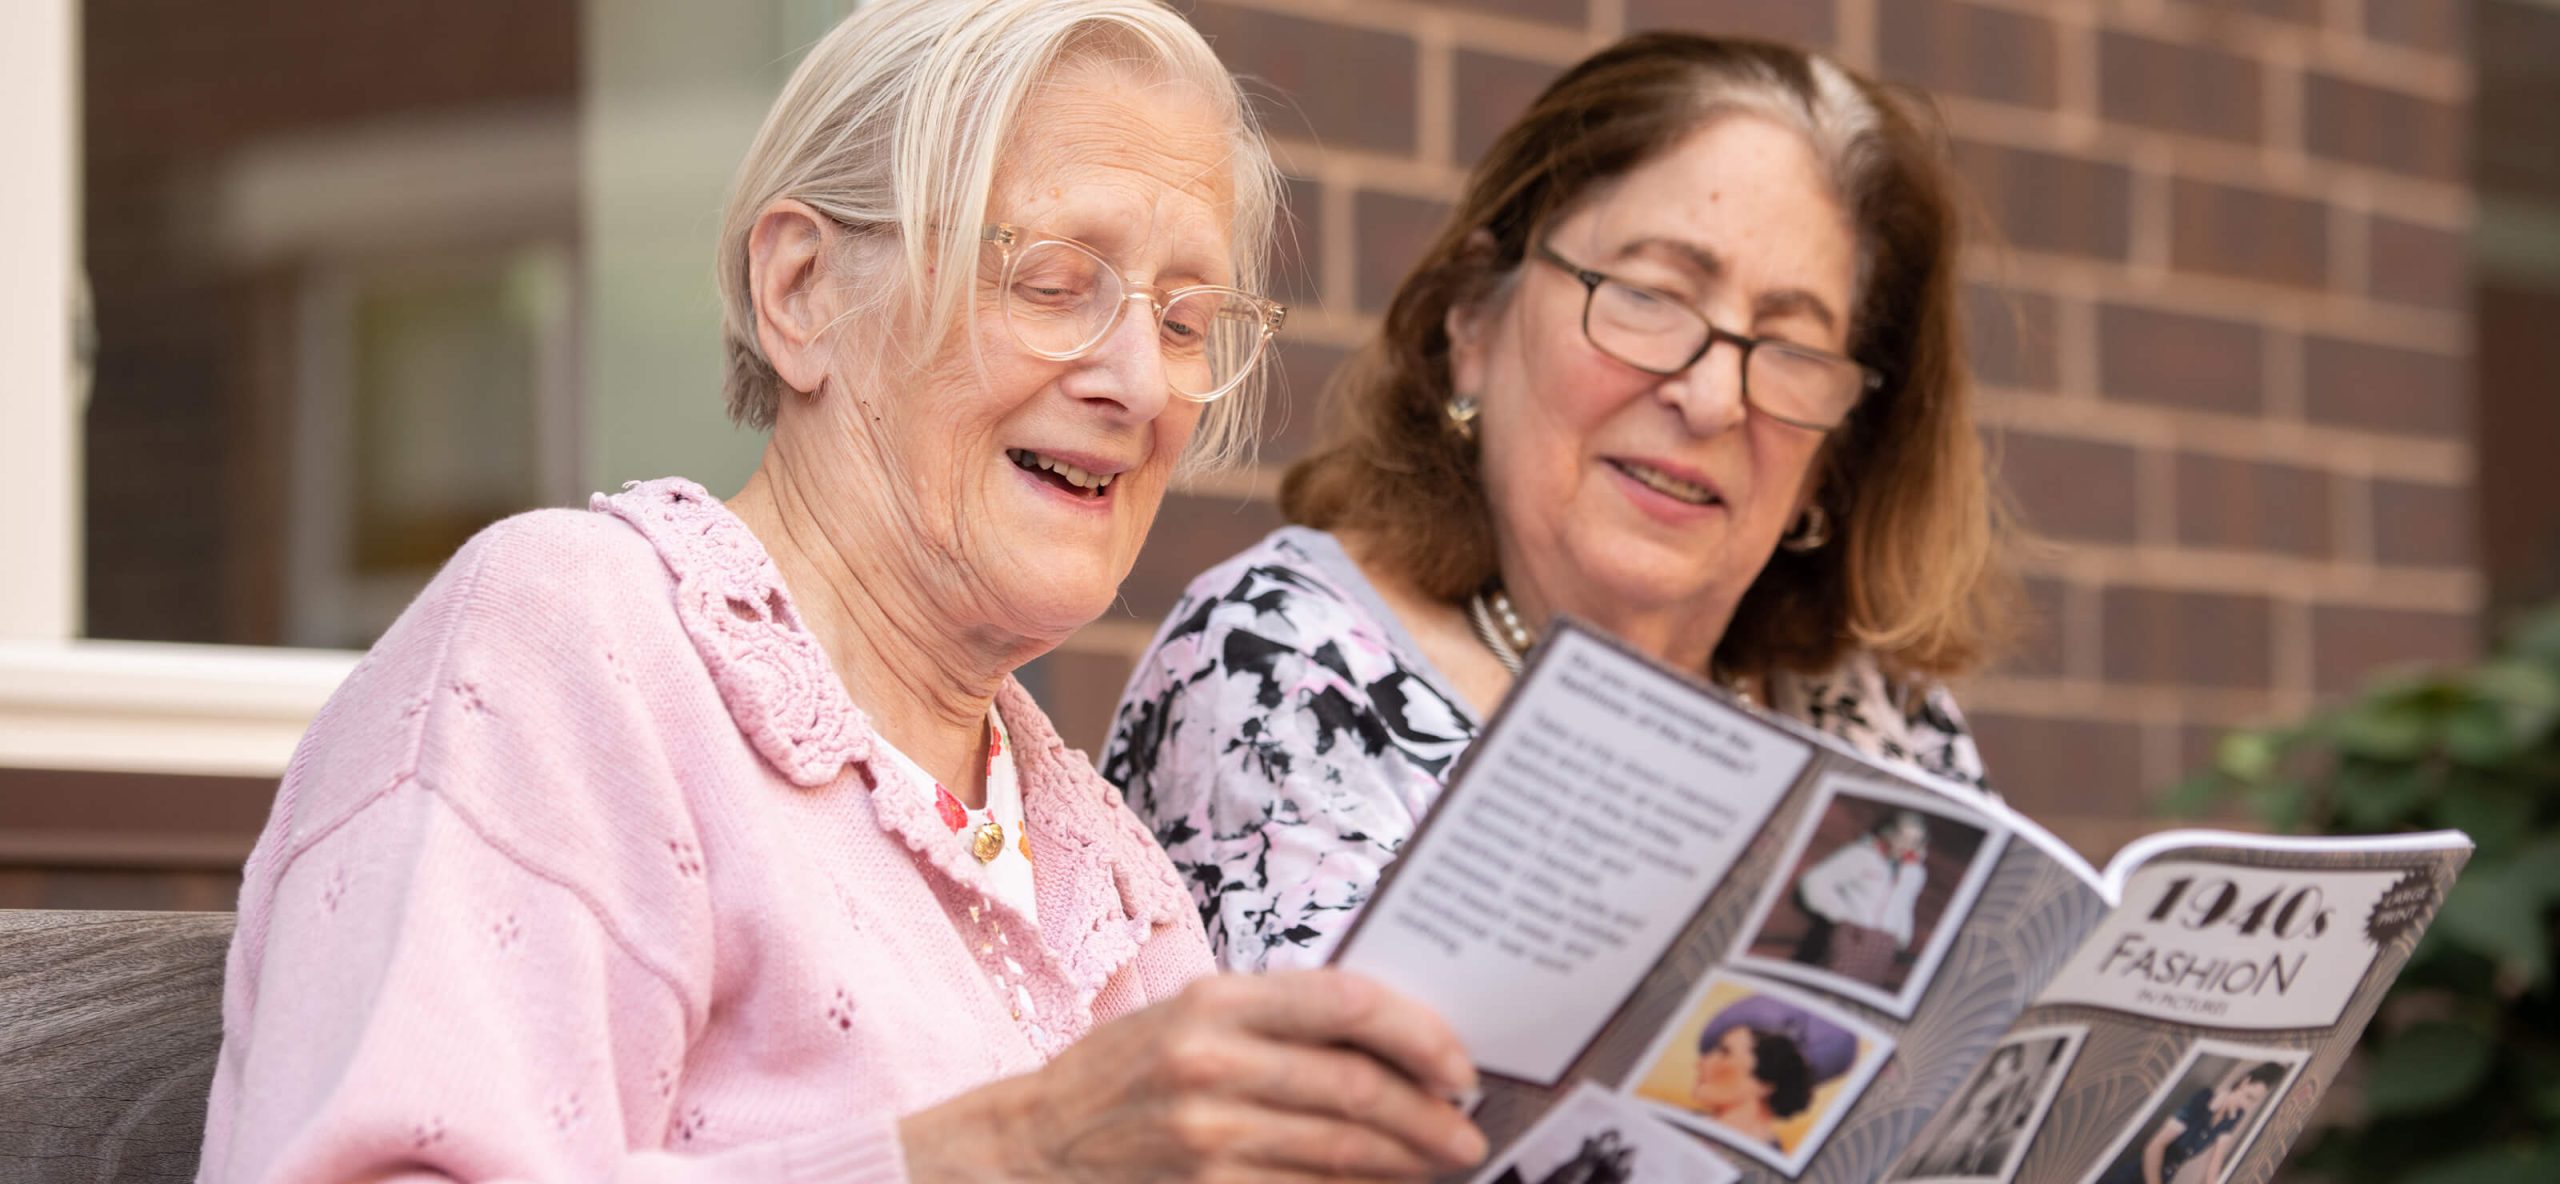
2478,282,2560,622
1968,712,2148,817
1995,432,2143,543
2365,1,2468,55
2102,586,2276,689
1431,0,1590,27
1261,339,1352,467
1994,575,2072,680
2367,215,2468,311
1118,493,1285,620
2311,605,2476,693
2175,453,2332,558
1021,646,1143,757
2370,478,2474,569
1956,141,2134,261
2478,0,2560,201
1188,3,1418,155
2097,304,2266,415
2302,336,2467,436
2171,178,2329,289
1355,190,1455,314
1454,50,1564,164
1273,175,1324,312
2305,72,2465,182
2192,0,2321,25
1879,0,2061,108
1965,284,2061,392
1623,0,1837,47
2099,30,2263,144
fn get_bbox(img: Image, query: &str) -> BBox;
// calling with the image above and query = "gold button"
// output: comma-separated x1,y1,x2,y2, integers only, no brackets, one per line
971,822,1005,863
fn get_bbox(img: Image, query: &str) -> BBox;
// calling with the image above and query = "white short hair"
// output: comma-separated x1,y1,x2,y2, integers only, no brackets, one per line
715,0,1280,471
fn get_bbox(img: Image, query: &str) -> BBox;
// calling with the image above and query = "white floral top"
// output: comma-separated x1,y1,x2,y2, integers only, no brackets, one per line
1100,527,1987,973
870,708,1037,926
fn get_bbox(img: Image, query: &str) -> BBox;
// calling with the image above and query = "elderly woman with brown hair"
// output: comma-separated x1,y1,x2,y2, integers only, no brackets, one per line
1103,31,2015,973
196,1,1487,1180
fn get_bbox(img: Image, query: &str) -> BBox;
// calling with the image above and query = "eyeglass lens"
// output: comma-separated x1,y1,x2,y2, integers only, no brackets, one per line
1004,238,1266,399
1586,279,1864,427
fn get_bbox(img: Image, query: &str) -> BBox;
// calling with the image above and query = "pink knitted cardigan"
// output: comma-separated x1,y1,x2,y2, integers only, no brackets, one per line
198,478,1213,1183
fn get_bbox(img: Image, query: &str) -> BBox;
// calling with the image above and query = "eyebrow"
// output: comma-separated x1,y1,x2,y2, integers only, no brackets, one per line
1610,235,1842,334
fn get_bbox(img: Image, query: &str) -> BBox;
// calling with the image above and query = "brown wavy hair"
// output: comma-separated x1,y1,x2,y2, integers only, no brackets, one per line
1280,32,2014,682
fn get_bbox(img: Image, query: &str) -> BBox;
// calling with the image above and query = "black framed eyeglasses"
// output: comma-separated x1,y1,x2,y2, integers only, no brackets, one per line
1532,241,1879,431
982,224,1285,403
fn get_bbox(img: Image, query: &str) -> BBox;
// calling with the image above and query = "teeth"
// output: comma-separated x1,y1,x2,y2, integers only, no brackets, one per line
1617,460,1716,505
1008,449,1114,495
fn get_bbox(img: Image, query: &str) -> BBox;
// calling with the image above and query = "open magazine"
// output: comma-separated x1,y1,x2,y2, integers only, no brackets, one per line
1329,620,2471,1184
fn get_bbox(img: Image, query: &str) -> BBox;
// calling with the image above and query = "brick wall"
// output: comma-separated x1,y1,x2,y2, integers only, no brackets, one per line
1036,0,2482,861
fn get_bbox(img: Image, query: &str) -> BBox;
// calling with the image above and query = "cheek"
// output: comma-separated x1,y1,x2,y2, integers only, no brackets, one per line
1747,428,1829,521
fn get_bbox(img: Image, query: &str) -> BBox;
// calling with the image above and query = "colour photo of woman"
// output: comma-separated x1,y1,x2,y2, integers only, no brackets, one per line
1734,775,2006,1015
2082,1042,2308,1184
1624,971,1892,1174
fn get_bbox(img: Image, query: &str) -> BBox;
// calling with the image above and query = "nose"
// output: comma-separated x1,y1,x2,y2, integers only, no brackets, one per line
1057,291,1174,423
1657,333,1748,436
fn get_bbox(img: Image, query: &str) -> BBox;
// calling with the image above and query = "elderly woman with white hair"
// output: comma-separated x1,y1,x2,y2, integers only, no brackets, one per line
196,2,1484,1181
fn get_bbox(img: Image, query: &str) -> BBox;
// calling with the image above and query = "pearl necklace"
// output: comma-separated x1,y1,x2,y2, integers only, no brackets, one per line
1465,584,1755,705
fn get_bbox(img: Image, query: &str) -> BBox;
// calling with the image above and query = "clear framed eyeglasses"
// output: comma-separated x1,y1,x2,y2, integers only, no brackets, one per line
982,224,1286,402
1533,241,1880,431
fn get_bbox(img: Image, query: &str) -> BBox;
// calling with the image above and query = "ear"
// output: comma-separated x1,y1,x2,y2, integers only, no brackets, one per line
746,199,845,397
1441,229,1507,397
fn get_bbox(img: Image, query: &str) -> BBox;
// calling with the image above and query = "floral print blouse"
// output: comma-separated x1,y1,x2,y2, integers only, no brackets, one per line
1100,527,1987,973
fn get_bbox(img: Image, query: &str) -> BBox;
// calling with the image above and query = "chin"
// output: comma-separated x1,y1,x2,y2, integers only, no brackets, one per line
1565,535,1726,616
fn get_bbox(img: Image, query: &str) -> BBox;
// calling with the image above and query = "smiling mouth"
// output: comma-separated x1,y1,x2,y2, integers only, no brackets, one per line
1008,449,1115,499
1607,458,1720,507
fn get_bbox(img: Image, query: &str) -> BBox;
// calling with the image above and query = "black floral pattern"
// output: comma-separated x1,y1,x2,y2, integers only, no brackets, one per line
1101,528,1987,972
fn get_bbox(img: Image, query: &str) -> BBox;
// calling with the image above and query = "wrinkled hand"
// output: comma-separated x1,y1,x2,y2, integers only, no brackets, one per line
902,970,1486,1183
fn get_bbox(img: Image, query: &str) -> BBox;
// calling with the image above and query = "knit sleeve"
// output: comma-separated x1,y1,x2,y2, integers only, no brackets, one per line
201,514,909,1184
206,792,904,1184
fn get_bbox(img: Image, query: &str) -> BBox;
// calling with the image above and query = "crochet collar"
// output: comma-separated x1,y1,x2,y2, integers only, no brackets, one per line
592,478,1195,1041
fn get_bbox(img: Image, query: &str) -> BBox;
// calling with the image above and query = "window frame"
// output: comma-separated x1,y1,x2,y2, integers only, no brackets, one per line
0,0,356,779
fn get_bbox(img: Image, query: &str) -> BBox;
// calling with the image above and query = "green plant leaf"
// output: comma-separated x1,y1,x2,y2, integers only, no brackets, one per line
2435,871,2551,989
2360,1020,2496,1116
2401,1143,2560,1184
2242,778,2310,832
2161,771,2229,818
2328,691,2438,762
2444,700,2523,765
2216,728,2281,783
2335,759,2435,830
2509,839,2560,903
2466,659,2560,742
2440,792,2537,862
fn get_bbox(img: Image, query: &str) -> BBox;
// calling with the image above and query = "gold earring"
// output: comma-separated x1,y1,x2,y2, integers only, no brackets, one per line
1781,503,1831,552
1446,393,1480,440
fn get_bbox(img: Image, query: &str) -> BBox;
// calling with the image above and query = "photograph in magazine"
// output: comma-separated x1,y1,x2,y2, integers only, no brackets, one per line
1891,1024,2088,1184
1729,775,2008,1016
1621,970,1893,1175
2078,1041,2309,1184
1470,1082,1742,1184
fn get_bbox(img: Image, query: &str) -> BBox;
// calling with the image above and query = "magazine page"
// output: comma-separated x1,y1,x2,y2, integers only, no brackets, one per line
1331,620,2121,1182
1885,832,2470,1184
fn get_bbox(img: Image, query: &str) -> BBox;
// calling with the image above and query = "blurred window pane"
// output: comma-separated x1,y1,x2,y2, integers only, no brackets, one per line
80,0,581,648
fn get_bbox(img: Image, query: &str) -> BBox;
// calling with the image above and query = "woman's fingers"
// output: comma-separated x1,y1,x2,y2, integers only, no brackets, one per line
1213,971,1479,1099
1160,1095,1450,1181
1225,1039,1487,1169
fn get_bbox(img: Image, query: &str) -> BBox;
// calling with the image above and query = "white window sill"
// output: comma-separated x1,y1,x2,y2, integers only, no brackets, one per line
0,640,357,778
